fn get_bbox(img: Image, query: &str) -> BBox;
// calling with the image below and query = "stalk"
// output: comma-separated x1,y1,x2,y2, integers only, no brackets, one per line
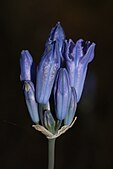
48,138,56,169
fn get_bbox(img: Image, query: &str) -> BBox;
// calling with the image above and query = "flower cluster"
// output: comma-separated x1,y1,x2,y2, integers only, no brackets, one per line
20,22,95,138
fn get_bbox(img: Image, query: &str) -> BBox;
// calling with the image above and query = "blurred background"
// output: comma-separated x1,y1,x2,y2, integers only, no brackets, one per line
0,0,113,168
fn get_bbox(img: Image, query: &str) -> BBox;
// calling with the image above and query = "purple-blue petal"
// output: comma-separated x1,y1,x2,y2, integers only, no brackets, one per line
80,43,96,65
65,40,76,87
46,22,65,45
65,39,75,62
74,39,84,66
74,66,87,102
45,22,65,61
74,43,95,102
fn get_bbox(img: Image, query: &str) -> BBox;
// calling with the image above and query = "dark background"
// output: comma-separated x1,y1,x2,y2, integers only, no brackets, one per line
0,0,113,169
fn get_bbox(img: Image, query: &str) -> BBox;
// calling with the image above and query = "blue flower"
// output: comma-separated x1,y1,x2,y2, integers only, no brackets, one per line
65,39,96,102
54,68,71,120
20,22,96,133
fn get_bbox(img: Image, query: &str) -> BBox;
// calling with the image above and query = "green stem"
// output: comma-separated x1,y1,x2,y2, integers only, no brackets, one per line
48,138,56,169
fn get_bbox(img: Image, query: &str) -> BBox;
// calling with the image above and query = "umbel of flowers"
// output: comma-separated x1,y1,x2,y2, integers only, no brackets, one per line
20,22,95,139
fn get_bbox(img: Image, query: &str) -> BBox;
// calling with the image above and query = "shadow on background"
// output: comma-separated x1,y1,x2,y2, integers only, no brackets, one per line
0,0,113,169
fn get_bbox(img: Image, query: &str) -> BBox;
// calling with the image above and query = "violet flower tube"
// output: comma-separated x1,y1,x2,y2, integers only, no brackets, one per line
20,22,96,169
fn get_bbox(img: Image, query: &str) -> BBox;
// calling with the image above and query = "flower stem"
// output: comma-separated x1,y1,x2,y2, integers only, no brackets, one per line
48,138,56,169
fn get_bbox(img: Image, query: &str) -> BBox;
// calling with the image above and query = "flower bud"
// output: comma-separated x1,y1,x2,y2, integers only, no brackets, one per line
64,87,77,125
24,81,39,124
54,68,71,120
36,42,61,104
44,110,55,133
20,50,33,81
